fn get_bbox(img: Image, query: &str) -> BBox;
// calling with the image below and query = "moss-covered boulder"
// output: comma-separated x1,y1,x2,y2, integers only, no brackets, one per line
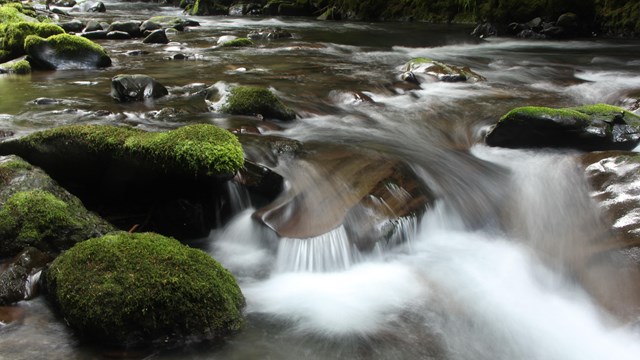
0,57,31,74
400,57,486,84
219,37,253,47
0,16,64,63
0,155,115,258
42,231,245,347
24,33,111,70
485,104,640,151
220,86,296,121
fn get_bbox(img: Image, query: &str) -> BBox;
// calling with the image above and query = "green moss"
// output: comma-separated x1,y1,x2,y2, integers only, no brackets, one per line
498,106,591,124
0,21,64,60
220,37,253,47
0,190,82,253
21,124,244,176
8,59,30,74
221,86,296,121
0,158,32,184
24,33,107,58
43,231,245,346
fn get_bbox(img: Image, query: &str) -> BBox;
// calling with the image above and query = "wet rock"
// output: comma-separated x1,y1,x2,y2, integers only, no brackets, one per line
471,22,497,38
110,74,168,102
401,57,486,84
80,30,108,40
229,2,262,15
145,16,199,31
107,20,142,37
485,104,640,151
25,34,111,70
143,29,169,44
140,20,162,33
33,98,60,105
0,247,52,305
82,20,103,33
106,30,131,40
87,1,105,12
53,0,76,7
58,19,84,33
247,28,292,40
125,49,150,56
234,160,284,202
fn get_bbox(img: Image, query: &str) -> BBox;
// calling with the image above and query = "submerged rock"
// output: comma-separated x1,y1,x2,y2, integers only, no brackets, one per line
24,33,111,70
485,104,640,151
42,232,246,347
219,86,296,121
110,74,168,102
401,57,486,84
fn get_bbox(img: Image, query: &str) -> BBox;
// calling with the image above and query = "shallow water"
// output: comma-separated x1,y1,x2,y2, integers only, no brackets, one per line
2,0,640,359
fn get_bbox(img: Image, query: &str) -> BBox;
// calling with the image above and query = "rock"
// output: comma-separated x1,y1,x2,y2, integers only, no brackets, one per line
145,16,200,31
58,19,84,33
106,30,131,40
110,74,168,102
556,12,578,29
485,104,640,151
1,58,31,75
401,57,486,84
471,22,497,38
0,20,64,63
33,97,60,105
42,232,245,347
80,30,108,40
247,28,292,40
24,33,111,70
87,1,105,12
0,247,52,305
82,20,103,32
219,86,296,121
142,29,169,44
140,20,162,33
0,155,115,258
53,0,76,7
106,20,142,37
218,37,253,47
317,6,341,20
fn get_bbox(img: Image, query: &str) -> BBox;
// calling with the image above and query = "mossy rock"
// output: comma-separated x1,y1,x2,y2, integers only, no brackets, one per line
401,57,486,83
3,59,31,74
42,231,245,347
0,124,244,178
220,86,296,121
24,33,111,70
219,37,253,47
189,0,229,16
485,104,640,151
0,21,64,62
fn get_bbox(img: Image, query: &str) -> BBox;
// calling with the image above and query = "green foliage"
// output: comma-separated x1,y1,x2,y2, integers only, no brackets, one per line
221,86,297,121
595,0,640,35
220,37,254,47
21,124,244,176
0,190,82,255
44,232,245,346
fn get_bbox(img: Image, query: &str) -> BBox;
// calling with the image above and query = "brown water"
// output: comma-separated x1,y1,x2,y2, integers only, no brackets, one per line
2,1,640,359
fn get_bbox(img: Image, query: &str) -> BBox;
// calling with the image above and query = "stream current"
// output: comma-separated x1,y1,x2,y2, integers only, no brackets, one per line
2,1,640,359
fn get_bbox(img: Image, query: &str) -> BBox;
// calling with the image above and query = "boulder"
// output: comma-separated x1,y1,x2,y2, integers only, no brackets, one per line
106,30,131,40
106,20,142,37
24,33,111,70
471,22,498,38
219,86,296,121
0,155,115,258
58,19,84,33
0,247,52,305
247,28,292,40
110,74,168,102
0,20,64,63
42,232,245,347
142,29,169,44
485,104,640,151
401,57,486,84
82,20,103,32
140,20,162,33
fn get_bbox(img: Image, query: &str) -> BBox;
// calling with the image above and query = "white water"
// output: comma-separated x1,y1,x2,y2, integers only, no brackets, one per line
210,147,640,360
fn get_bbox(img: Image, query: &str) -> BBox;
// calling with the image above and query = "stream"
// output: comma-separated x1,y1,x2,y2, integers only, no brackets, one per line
2,0,640,359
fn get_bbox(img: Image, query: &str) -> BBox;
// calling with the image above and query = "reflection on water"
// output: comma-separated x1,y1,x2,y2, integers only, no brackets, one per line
2,1,640,358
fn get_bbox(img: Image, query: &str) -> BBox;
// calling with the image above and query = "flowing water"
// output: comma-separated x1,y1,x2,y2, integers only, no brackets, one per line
2,1,640,359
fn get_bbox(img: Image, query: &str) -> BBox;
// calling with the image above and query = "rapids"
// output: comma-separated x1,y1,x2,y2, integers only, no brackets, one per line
1,0,640,359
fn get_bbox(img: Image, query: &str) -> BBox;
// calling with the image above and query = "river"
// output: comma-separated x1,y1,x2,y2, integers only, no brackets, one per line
1,1,640,359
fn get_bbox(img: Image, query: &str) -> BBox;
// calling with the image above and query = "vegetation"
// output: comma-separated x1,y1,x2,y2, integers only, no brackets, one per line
43,232,245,347
220,37,254,47
6,59,30,74
220,86,296,121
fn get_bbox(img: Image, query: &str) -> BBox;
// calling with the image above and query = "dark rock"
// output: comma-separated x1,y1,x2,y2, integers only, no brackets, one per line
486,104,640,151
142,29,169,44
25,34,111,70
80,30,108,40
106,31,131,40
516,29,547,39
0,247,52,305
107,21,142,37
53,0,76,7
125,49,150,56
170,53,187,60
33,98,60,105
140,20,162,33
556,12,578,29
247,28,292,40
471,22,498,38
59,19,84,33
87,1,105,12
401,58,486,84
110,74,168,102
83,20,103,32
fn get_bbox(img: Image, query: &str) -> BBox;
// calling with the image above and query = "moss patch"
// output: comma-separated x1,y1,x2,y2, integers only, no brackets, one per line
498,106,591,125
220,37,253,47
24,33,110,69
0,21,64,62
220,86,296,121
7,59,30,74
43,231,245,346
18,124,244,177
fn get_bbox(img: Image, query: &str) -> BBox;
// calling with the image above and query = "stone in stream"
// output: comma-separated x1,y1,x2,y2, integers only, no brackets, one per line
0,247,52,305
218,86,296,121
142,29,169,44
247,28,292,40
106,30,131,40
485,104,640,151
106,20,142,37
110,74,168,102
41,232,246,347
58,19,84,33
24,33,111,70
400,57,486,84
